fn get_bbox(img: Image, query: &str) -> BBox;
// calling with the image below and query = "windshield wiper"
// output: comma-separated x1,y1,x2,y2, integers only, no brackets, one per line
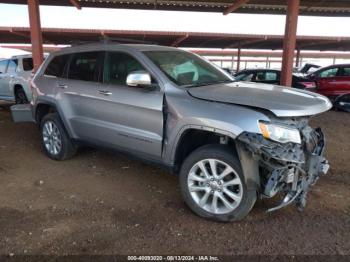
183,79,234,88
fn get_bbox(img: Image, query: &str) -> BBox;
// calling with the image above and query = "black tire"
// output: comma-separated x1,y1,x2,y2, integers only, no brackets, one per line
15,87,29,104
334,94,350,112
40,113,77,161
179,144,257,222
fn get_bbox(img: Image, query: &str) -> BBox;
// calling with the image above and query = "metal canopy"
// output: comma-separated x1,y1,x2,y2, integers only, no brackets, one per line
1,0,350,16
1,27,350,51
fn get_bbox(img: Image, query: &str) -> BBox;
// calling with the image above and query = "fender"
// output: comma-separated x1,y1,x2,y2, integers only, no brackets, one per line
169,124,239,164
34,96,75,138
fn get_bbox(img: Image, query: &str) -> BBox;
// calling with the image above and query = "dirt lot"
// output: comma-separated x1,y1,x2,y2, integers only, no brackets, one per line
0,101,349,256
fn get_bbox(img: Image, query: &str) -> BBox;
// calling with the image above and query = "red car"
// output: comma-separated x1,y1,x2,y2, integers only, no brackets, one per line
307,64,350,101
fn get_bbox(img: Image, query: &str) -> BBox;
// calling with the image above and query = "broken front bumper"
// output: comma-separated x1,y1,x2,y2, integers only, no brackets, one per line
238,127,329,212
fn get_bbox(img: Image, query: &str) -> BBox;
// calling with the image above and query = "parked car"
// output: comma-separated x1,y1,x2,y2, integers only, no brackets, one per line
294,63,321,76
0,54,34,104
234,69,316,89
11,44,331,222
306,64,350,101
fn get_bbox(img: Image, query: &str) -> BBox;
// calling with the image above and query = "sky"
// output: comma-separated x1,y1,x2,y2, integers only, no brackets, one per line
0,3,350,36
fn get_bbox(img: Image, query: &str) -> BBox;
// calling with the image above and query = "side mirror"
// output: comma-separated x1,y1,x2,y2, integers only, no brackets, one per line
126,71,152,87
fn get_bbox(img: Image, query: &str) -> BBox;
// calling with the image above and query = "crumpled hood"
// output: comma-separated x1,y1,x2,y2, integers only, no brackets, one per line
188,81,332,117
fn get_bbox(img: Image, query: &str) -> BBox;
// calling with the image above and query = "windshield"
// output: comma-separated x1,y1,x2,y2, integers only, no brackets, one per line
143,50,233,87
234,72,254,81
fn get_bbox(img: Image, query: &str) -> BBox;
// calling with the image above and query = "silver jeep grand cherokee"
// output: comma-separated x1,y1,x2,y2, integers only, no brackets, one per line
11,43,332,222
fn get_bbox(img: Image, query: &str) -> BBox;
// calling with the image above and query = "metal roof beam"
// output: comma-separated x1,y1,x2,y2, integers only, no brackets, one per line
298,39,342,49
223,0,250,15
171,33,189,47
227,37,268,48
8,28,30,39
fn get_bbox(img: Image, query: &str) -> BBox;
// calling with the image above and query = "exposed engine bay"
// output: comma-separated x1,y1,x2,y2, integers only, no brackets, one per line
237,117,329,211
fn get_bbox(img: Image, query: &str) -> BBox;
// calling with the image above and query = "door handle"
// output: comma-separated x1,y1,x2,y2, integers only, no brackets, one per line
98,90,112,96
57,83,68,89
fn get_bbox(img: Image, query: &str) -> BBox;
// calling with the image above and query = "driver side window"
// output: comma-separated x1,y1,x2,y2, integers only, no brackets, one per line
104,52,145,86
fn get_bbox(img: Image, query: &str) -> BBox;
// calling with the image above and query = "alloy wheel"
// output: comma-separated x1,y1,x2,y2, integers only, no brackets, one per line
42,121,62,156
187,159,243,214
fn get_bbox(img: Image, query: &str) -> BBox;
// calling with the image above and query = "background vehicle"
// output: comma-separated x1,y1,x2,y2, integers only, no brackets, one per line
234,69,316,89
294,63,321,76
12,44,331,222
306,64,350,101
0,54,34,104
334,93,350,112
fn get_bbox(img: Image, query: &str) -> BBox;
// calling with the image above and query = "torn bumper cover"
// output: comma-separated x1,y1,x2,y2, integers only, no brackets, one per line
237,126,329,212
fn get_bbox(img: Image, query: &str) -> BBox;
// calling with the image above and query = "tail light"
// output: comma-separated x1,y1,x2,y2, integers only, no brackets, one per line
301,82,316,89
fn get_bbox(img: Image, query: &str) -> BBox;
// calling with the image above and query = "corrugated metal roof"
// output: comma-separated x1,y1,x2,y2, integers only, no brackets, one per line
1,0,350,16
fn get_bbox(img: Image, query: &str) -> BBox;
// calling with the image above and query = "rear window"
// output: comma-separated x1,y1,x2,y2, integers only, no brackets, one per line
340,67,350,77
22,58,33,71
44,55,70,77
68,52,101,82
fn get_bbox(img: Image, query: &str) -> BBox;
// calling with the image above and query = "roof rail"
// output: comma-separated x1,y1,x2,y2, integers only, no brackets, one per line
100,36,157,45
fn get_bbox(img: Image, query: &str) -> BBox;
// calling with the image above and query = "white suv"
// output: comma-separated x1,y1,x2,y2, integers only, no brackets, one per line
0,54,34,104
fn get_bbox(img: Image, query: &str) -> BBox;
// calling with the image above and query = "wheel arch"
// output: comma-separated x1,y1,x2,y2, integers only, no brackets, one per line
13,84,25,96
34,100,74,138
172,126,260,192
172,126,239,172
13,84,24,92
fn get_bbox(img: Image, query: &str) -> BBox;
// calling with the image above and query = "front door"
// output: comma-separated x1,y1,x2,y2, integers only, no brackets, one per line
97,51,164,158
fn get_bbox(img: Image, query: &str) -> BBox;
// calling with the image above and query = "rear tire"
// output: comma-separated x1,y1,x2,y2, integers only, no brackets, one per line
15,87,29,104
179,144,256,222
40,113,77,160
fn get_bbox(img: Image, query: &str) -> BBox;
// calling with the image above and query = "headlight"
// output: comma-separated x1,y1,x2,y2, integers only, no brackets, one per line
259,121,301,144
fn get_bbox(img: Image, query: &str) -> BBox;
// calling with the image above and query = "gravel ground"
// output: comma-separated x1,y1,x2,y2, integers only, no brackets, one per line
0,101,349,256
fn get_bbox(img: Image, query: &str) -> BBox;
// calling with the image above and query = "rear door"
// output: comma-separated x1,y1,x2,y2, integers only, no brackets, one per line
315,67,339,98
56,51,106,141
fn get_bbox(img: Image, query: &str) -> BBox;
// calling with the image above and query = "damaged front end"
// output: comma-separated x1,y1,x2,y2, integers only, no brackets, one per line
237,118,329,212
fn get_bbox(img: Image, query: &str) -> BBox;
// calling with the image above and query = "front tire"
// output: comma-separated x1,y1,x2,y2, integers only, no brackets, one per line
179,144,256,222
40,113,77,160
